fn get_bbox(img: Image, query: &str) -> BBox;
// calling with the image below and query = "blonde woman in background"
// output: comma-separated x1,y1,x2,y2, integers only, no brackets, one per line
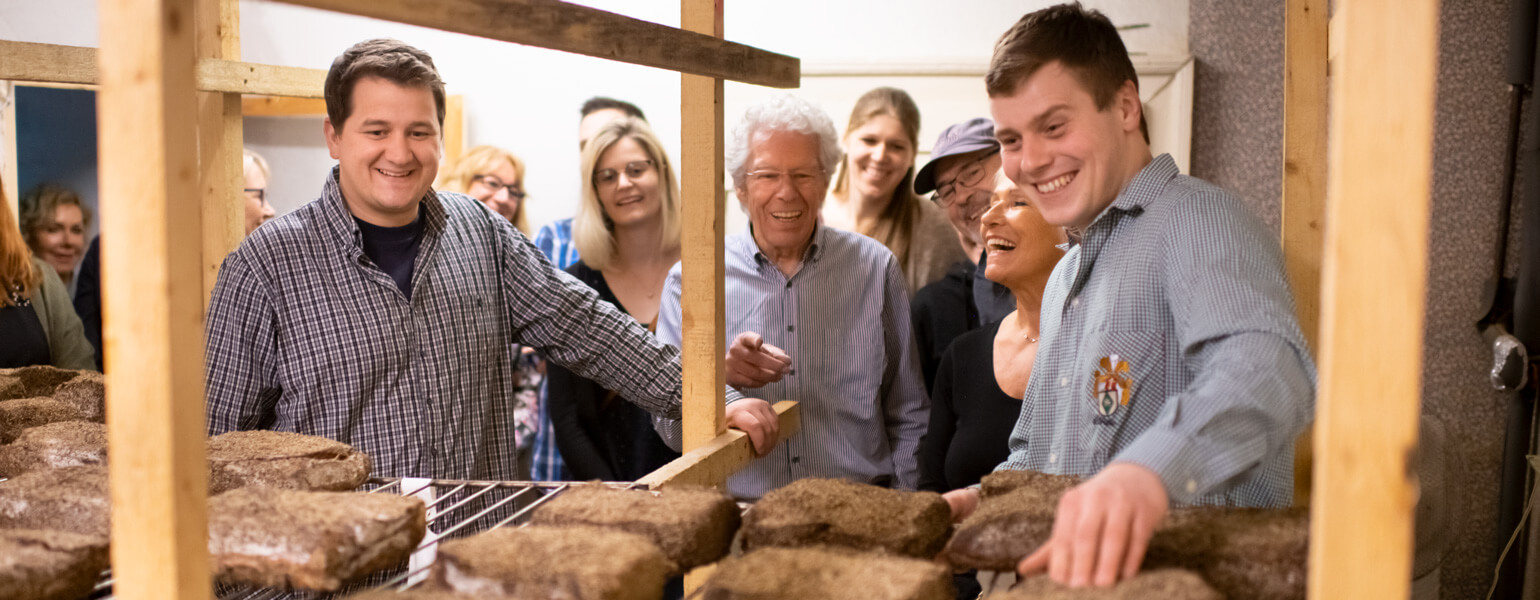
438,145,530,234
547,116,682,481
823,87,965,295
0,178,93,369
19,184,91,287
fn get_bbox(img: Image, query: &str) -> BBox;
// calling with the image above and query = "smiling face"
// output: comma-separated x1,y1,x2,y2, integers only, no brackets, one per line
467,161,522,222
738,129,829,263
594,137,662,229
32,204,85,279
980,171,1067,294
932,149,1003,255
843,114,914,201
990,61,1144,232
324,76,442,227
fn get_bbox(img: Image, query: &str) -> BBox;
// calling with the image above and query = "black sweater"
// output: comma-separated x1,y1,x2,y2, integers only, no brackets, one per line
917,320,1024,493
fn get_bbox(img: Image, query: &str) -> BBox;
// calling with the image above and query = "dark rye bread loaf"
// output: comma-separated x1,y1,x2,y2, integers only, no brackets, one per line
528,484,740,571
701,546,953,600
208,487,426,592
0,466,111,538
0,398,86,443
0,529,111,600
0,421,107,476
741,478,951,559
944,469,1083,570
50,372,105,422
0,366,80,400
429,525,672,600
1143,506,1309,600
997,569,1224,600
207,430,371,494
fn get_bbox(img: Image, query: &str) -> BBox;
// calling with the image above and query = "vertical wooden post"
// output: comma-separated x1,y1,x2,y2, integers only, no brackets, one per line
1283,0,1328,506
680,0,727,454
99,0,211,597
1307,0,1436,597
199,0,244,306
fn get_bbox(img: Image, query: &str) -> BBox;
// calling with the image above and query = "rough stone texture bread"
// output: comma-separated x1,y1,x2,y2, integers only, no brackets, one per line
1144,506,1309,600
0,466,111,538
528,484,740,571
207,430,371,494
429,525,672,600
0,398,86,443
701,546,952,600
344,590,471,600
978,469,1082,499
50,372,105,422
944,487,1058,571
0,529,111,600
740,478,952,559
996,569,1224,600
208,487,426,592
0,366,81,401
0,421,108,477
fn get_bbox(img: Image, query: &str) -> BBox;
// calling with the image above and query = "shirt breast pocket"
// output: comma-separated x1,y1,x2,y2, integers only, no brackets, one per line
1084,329,1168,436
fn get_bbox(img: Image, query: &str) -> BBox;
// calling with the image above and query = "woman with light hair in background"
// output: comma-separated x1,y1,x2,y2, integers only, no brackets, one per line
547,116,683,481
243,147,277,235
438,145,530,234
19,183,91,288
823,87,966,295
0,178,94,369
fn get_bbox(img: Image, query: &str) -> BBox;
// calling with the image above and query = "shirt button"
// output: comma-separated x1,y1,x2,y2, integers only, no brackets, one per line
1060,377,1068,387
1048,453,1057,464
1186,479,1198,494
791,457,801,464
785,281,792,289
787,325,794,332
1071,297,1080,307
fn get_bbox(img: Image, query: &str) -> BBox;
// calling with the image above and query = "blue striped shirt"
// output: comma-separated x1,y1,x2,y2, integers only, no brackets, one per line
656,225,930,499
530,217,580,481
998,154,1316,507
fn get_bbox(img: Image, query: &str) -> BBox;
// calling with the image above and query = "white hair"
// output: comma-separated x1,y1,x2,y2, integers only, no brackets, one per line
726,94,842,189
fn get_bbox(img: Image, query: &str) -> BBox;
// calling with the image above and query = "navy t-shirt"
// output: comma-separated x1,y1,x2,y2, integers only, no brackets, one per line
355,208,425,301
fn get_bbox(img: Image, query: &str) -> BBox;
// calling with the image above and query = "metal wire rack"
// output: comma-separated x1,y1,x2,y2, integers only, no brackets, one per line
84,477,652,599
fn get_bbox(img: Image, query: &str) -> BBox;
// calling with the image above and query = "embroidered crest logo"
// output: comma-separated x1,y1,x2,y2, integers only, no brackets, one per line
1092,354,1133,424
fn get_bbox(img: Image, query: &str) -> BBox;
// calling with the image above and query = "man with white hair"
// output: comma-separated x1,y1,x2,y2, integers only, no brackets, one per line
655,95,929,499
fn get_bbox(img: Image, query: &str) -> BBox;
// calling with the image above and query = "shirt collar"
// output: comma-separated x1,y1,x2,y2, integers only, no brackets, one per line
737,221,827,271
318,165,447,253
1082,153,1180,230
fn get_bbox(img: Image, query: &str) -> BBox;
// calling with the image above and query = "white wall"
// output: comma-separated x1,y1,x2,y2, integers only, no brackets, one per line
1,0,1189,234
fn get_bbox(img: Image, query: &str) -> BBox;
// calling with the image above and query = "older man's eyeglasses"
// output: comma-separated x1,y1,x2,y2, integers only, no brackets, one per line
745,169,824,192
594,160,655,188
473,175,526,199
244,188,265,202
932,149,1000,207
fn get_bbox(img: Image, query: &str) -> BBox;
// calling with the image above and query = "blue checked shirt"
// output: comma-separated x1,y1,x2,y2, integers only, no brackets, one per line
655,225,930,499
205,169,685,482
999,154,1315,507
530,217,580,481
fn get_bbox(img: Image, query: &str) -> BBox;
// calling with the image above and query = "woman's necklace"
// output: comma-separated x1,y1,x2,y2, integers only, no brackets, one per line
1022,331,1038,344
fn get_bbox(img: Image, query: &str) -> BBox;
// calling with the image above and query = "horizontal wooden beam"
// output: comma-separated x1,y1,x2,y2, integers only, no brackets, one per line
277,0,799,88
241,95,328,116
0,41,326,97
638,400,800,489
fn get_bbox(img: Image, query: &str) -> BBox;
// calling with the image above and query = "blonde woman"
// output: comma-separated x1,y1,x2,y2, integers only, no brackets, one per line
19,184,91,286
438,145,530,234
548,117,682,480
1,178,93,369
823,87,965,295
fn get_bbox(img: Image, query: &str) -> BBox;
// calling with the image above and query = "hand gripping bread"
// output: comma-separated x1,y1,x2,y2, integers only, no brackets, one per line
206,430,371,494
429,525,673,600
529,484,740,571
0,466,111,538
700,546,952,600
0,421,108,477
0,529,111,600
208,487,426,592
740,478,951,559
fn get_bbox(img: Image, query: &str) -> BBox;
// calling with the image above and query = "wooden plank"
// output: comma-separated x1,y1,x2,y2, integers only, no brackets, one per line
1307,0,1436,597
277,0,799,88
638,401,800,489
1283,0,1328,507
241,95,327,116
98,0,211,597
198,0,244,310
0,41,327,97
680,0,727,454
444,94,465,168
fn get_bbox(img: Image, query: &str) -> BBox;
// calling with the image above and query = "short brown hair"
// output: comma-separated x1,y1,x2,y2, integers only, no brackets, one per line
324,39,446,129
985,2,1137,109
19,184,93,252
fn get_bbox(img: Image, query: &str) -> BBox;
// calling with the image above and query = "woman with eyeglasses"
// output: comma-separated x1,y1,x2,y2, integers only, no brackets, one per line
547,117,682,481
437,145,530,234
0,177,95,370
242,148,277,235
822,87,966,296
